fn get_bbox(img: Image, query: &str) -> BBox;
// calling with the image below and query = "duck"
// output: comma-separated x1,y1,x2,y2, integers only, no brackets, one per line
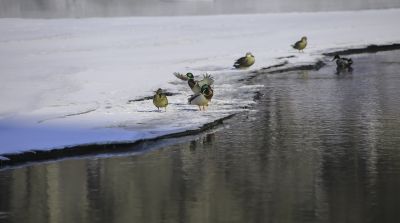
188,84,214,111
153,88,168,111
233,52,255,68
292,36,307,52
332,55,353,69
201,84,214,102
174,72,214,94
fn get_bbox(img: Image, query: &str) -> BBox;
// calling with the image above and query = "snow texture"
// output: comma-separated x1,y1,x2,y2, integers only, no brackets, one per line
1,9,400,155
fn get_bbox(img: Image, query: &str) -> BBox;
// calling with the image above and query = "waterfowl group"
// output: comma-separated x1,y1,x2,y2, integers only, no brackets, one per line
292,36,307,52
173,72,214,111
152,36,355,111
174,72,214,94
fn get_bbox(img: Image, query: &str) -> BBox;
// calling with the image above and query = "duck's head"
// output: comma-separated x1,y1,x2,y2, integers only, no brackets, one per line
186,72,194,79
332,55,341,61
301,36,307,41
155,88,163,94
201,84,212,95
246,52,254,57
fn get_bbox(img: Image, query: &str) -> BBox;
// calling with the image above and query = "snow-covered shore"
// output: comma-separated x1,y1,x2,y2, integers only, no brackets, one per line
1,9,400,156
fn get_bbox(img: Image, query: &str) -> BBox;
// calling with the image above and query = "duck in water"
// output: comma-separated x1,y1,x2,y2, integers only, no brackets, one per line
332,55,353,68
332,55,353,74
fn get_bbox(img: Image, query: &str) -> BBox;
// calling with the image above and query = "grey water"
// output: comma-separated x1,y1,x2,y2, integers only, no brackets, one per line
1,0,400,18
1,50,400,223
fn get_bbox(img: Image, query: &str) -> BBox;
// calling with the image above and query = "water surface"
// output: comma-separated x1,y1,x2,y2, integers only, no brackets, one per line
1,50,400,223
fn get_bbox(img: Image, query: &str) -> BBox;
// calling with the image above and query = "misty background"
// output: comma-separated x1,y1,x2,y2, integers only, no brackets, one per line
1,0,400,18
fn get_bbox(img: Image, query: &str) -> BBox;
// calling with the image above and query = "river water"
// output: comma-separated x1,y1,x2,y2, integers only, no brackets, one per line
1,50,400,223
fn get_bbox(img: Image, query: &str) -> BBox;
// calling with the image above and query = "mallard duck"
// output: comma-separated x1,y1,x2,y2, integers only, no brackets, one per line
201,84,213,102
292,36,307,52
332,55,353,68
188,84,213,111
153,88,168,111
174,72,214,94
233,52,255,68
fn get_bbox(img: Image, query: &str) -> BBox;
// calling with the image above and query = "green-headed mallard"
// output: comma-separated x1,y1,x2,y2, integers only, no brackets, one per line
153,88,168,111
332,55,353,68
188,84,214,111
174,72,214,94
292,36,307,52
234,52,255,68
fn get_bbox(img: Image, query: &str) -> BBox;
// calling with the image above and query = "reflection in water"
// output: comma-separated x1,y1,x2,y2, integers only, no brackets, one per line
1,0,400,18
1,50,400,222
336,66,354,75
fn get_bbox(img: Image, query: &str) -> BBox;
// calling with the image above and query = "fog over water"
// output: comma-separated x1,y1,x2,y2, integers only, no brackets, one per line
1,0,400,18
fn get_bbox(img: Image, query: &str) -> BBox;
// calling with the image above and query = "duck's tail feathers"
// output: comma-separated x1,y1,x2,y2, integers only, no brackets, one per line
233,57,244,68
173,72,188,81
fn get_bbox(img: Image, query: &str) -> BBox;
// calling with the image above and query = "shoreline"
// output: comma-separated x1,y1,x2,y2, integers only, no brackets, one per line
1,43,400,168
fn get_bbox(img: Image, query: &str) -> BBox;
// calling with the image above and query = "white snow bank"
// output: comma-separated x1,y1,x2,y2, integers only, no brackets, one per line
1,9,400,155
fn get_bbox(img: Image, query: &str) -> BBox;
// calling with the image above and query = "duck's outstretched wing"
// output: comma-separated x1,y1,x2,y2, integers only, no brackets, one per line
234,57,246,68
197,73,214,87
173,72,189,81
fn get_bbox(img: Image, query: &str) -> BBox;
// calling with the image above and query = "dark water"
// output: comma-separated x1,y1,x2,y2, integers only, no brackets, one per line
1,0,400,18
1,50,400,223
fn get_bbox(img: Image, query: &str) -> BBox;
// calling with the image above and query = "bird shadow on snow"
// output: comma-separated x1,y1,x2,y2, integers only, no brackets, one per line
178,108,199,112
136,110,167,113
277,55,296,60
136,108,199,112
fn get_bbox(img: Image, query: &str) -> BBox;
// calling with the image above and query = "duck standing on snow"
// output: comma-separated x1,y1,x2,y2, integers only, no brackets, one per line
188,84,214,111
292,36,307,52
153,88,168,111
233,52,255,68
332,55,353,69
174,72,214,94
